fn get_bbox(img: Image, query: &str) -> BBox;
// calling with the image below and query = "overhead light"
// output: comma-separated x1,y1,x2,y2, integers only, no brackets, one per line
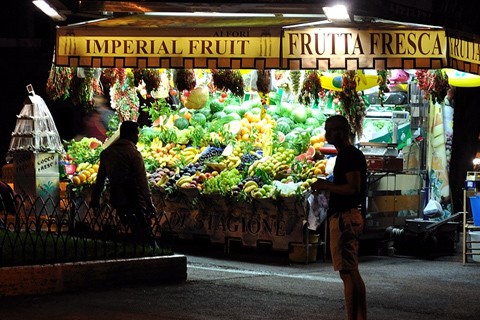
145,12,276,18
322,5,350,22
32,0,66,21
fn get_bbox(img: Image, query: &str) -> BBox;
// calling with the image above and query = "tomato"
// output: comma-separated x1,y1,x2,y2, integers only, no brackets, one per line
221,92,228,98
218,97,225,103
169,89,177,96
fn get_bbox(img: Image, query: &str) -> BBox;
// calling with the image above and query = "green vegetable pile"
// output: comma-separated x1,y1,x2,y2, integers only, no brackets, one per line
202,169,242,197
65,137,103,164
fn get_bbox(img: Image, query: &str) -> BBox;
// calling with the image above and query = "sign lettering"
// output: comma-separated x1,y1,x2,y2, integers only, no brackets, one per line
167,211,287,237
285,28,445,58
59,35,275,58
448,35,480,64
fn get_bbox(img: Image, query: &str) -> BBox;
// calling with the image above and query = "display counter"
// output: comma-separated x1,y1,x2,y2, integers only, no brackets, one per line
154,191,307,251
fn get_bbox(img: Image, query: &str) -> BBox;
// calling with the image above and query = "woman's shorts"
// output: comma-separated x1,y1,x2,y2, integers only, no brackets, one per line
329,208,364,271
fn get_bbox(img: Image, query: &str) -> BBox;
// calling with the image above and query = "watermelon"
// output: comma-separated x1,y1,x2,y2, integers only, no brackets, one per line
228,113,241,120
190,113,207,127
223,105,239,114
276,121,291,134
212,111,227,120
311,108,327,123
209,100,224,113
284,132,298,143
277,117,294,126
305,118,320,128
250,107,262,115
266,104,277,115
174,117,190,130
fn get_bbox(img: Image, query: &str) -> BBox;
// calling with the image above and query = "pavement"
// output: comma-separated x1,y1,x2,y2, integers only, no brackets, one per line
0,242,479,320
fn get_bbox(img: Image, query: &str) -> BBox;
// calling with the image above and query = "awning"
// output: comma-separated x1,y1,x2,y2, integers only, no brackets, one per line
55,15,455,71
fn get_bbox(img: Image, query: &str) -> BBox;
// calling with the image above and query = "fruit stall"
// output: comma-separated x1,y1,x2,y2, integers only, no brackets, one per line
38,13,480,256
55,66,432,253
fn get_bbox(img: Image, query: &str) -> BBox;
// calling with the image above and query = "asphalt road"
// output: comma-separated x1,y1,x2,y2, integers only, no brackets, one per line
1,246,479,320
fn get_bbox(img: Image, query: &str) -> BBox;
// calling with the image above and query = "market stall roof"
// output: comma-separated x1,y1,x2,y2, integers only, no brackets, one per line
56,12,452,71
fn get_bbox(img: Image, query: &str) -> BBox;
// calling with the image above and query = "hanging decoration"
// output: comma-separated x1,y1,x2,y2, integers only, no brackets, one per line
210,69,245,97
415,69,449,104
298,70,322,107
133,68,161,98
377,70,389,106
337,70,367,138
110,69,140,122
46,65,73,101
174,69,196,92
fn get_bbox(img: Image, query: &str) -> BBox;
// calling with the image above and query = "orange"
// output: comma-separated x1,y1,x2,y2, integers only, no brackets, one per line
183,111,192,120
72,176,81,185
78,173,87,183
313,142,324,150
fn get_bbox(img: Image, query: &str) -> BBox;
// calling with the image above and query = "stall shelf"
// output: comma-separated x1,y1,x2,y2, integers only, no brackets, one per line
462,172,480,264
364,171,424,238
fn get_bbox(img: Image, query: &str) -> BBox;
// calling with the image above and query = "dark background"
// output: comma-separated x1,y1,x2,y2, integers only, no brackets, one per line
1,0,479,213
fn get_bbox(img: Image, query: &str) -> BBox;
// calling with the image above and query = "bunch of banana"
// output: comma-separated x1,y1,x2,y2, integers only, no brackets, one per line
242,180,259,193
179,146,200,164
313,159,327,176
273,162,291,179
156,174,170,187
75,162,93,173
222,155,241,169
153,153,181,169
176,174,196,188
247,159,276,176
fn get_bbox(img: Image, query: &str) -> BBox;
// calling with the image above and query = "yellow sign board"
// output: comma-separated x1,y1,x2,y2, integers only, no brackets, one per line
282,28,447,70
58,36,277,58
448,34,480,75
55,26,449,70
56,28,282,69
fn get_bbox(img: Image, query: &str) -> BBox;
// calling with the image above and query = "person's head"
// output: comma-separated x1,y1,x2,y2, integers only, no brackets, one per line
120,121,139,144
324,115,353,147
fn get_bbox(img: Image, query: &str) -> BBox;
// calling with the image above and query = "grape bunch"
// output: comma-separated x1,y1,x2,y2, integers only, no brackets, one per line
237,152,261,173
197,146,224,165
162,162,204,193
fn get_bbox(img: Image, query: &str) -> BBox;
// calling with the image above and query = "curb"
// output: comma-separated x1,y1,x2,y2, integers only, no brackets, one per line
0,254,187,296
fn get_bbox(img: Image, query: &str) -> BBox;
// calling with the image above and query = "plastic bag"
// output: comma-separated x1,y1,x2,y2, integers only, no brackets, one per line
306,191,329,231
423,199,443,218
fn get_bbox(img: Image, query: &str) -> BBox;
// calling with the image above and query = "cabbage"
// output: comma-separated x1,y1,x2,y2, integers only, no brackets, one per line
291,106,308,124
276,102,294,117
